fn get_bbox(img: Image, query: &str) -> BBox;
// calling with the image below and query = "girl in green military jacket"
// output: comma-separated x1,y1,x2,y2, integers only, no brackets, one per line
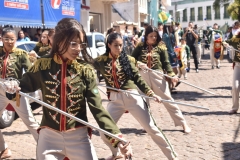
223,33,240,114
0,26,39,159
131,25,191,134
94,33,178,160
5,18,132,160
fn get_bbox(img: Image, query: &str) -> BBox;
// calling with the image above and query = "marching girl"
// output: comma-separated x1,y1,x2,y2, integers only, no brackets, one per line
5,18,132,160
131,25,191,133
223,32,240,114
0,26,39,159
94,33,178,160
29,29,55,62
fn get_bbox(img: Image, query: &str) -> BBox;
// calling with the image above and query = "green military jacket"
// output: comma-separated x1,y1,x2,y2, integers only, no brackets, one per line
207,29,223,43
131,42,175,77
19,54,122,147
0,46,31,79
38,46,51,57
94,53,154,96
226,36,240,63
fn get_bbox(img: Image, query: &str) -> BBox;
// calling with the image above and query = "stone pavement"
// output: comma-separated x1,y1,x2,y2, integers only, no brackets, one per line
1,50,240,160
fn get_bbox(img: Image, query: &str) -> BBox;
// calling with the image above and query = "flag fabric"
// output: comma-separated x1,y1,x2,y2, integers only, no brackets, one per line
158,10,170,24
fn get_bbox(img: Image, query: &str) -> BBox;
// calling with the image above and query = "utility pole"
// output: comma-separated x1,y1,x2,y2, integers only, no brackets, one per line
40,0,45,29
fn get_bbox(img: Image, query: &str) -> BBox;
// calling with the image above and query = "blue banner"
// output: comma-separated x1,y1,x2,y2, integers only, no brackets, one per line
0,0,42,28
43,0,81,28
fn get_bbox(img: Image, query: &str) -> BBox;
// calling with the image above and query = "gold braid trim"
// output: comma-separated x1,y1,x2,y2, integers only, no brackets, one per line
28,58,52,73
158,41,167,51
95,54,108,62
146,89,154,97
127,55,136,64
230,36,240,43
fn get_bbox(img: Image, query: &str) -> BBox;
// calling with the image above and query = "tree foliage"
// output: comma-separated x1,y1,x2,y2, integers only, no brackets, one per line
213,0,240,21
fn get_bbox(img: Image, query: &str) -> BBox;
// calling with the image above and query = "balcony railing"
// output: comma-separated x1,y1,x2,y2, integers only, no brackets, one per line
198,15,203,21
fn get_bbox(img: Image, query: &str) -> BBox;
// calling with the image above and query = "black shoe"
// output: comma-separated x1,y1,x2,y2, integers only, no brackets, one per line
216,66,220,69
175,82,181,87
212,66,214,69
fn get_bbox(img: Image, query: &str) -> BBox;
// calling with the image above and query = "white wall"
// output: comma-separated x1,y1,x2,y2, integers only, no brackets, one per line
167,0,235,29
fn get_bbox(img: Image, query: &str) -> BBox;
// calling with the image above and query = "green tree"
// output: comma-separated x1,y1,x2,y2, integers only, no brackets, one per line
213,0,240,21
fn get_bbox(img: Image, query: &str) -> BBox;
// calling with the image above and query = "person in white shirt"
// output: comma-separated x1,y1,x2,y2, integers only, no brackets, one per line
158,22,163,38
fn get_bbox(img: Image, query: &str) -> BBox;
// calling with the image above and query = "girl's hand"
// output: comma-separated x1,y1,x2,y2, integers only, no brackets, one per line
152,94,162,103
118,142,133,160
171,76,179,83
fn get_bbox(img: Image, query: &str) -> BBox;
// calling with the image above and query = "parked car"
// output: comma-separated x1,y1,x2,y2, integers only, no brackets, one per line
85,32,106,81
0,41,42,129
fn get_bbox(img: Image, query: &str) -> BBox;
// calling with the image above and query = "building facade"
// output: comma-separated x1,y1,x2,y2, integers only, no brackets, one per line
167,0,235,29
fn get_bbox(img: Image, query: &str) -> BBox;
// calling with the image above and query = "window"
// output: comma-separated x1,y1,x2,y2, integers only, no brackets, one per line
95,35,105,47
215,6,220,19
183,9,187,22
190,8,195,21
206,6,211,20
169,10,173,17
176,11,180,22
198,7,203,20
224,3,230,18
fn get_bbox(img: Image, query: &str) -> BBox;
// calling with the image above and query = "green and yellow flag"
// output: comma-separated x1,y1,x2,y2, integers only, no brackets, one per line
158,10,170,24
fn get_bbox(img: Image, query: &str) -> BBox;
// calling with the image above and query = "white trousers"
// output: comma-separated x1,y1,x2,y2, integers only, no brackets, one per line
37,127,98,160
100,90,177,160
232,63,240,111
139,70,186,126
210,48,220,67
196,44,202,63
0,89,39,152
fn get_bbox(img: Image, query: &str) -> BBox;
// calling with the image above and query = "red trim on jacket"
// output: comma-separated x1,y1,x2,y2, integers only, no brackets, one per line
60,57,67,131
2,51,9,79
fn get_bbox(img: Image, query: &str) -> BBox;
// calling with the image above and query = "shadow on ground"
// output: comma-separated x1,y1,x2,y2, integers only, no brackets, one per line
222,142,240,160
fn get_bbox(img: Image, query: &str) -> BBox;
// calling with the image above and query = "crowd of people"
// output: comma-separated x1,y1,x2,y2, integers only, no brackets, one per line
0,18,240,160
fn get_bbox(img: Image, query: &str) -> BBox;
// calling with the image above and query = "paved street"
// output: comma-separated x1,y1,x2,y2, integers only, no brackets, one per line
1,50,240,160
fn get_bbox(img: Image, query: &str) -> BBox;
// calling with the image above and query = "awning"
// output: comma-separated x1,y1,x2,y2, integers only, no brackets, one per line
43,0,82,29
0,0,42,28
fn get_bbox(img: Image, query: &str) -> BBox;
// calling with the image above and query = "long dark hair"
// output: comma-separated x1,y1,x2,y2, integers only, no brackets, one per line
106,33,133,79
51,18,94,63
144,25,161,48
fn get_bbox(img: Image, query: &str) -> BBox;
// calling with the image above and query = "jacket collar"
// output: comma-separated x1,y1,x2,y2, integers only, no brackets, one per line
53,54,77,65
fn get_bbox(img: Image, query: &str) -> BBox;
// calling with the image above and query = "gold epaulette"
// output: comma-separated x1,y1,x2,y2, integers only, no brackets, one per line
73,62,96,79
36,42,43,47
39,46,50,53
95,54,108,62
231,36,240,43
137,42,144,47
28,58,52,73
127,55,136,64
158,41,167,51
13,48,28,56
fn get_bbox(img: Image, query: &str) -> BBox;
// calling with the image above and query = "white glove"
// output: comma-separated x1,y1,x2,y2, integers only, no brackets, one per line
2,80,19,94
137,62,148,70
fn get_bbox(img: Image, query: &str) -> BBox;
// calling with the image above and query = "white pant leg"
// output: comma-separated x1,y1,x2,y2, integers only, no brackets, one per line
99,93,126,157
12,95,39,141
124,90,177,160
37,128,65,160
210,48,215,66
232,65,240,111
65,127,98,160
140,70,186,126
0,131,7,152
101,91,177,160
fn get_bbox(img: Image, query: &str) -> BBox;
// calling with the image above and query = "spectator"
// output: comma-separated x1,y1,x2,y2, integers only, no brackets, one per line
207,23,223,69
229,21,240,39
174,22,183,46
17,30,30,42
182,21,199,73
194,24,202,64
158,22,163,38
